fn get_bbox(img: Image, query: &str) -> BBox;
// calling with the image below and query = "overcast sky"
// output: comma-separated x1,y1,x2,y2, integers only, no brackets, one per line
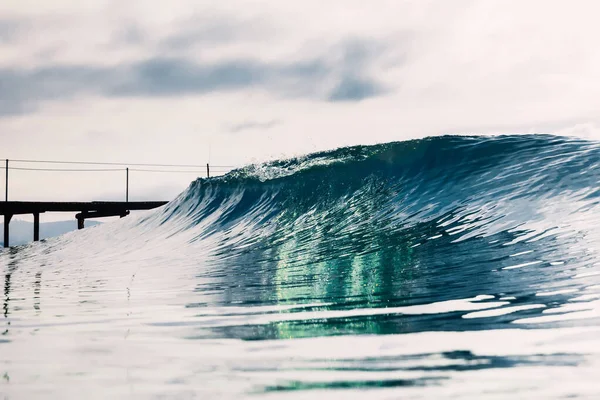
2,0,600,213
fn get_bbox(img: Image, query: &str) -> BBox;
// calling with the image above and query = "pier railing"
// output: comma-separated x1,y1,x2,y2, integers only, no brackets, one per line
2,159,235,203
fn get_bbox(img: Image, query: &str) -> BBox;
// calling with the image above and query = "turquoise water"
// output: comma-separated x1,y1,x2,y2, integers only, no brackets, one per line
2,135,600,398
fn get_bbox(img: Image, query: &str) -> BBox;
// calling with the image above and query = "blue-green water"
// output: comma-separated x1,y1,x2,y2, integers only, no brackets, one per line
2,135,600,398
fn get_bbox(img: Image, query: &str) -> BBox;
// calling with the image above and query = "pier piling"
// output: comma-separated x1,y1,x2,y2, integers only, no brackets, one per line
3,214,12,248
33,212,40,241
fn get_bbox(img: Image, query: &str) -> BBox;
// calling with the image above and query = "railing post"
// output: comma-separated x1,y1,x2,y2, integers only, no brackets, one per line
206,163,210,178
5,159,8,202
126,167,129,203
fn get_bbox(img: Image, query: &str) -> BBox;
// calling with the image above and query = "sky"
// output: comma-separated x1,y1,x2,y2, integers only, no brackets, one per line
2,0,600,218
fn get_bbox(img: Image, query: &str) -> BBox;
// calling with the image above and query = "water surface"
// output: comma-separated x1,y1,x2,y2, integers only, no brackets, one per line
2,135,600,398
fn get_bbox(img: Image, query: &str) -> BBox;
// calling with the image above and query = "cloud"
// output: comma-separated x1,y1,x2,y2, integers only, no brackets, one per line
110,13,269,50
0,65,107,116
159,15,265,50
228,119,282,133
0,19,22,44
110,58,267,96
326,39,390,101
328,76,386,101
113,25,146,46
0,40,389,117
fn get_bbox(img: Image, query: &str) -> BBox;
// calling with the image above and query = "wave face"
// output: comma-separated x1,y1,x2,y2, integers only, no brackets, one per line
3,135,600,398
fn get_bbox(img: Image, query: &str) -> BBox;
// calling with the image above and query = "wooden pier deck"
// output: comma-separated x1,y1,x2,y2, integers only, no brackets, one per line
1,201,168,247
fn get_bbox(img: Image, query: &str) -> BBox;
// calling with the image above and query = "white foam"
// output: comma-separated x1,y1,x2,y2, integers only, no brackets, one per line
575,271,600,278
569,294,600,302
536,289,578,297
502,260,543,270
509,250,533,257
514,300,600,324
463,304,546,319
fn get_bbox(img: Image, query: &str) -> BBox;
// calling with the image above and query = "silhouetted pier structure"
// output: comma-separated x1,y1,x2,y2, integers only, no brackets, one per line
1,201,167,248
0,157,234,248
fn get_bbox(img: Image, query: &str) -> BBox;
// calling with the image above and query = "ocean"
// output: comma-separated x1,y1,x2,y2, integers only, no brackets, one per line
2,134,600,399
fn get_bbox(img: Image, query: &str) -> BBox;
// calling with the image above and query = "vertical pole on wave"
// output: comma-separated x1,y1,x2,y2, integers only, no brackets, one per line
206,163,210,178
126,167,129,203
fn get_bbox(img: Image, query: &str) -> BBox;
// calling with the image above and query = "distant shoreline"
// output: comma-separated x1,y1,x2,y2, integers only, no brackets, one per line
0,220,102,246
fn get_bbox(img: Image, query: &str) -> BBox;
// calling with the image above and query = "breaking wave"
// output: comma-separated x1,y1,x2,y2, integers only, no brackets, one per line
3,135,600,398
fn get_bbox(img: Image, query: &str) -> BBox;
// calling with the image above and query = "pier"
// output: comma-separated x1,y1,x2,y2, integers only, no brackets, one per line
1,201,168,247
0,157,234,248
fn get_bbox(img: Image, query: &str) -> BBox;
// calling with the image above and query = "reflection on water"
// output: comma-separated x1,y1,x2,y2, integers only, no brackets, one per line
34,271,42,313
3,249,18,339
2,135,600,398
